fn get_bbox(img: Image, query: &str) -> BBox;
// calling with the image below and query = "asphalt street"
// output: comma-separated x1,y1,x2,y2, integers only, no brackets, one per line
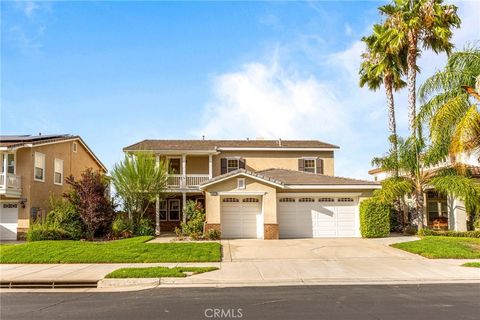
1,284,479,320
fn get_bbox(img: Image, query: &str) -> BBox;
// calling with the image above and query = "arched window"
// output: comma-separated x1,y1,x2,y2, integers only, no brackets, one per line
279,197,295,203
242,198,259,203
222,197,239,203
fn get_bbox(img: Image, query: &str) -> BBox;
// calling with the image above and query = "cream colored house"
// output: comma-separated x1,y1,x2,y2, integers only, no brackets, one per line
124,139,380,239
0,134,106,240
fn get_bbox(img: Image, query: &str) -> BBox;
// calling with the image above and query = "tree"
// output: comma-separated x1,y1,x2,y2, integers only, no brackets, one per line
65,169,115,240
419,47,480,161
373,136,480,229
360,23,407,171
379,0,461,136
110,153,168,233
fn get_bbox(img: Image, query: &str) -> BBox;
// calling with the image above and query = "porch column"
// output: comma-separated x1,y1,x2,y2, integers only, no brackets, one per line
182,192,187,223
447,195,467,231
182,154,187,188
208,154,213,179
155,195,160,235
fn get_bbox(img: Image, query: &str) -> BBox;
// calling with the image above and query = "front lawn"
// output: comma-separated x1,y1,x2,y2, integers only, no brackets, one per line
105,266,219,278
0,236,222,263
462,262,480,268
391,236,480,259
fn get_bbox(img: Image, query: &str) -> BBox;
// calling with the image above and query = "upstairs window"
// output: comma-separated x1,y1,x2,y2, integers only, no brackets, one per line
34,152,45,182
227,159,239,172
303,159,316,173
73,142,78,153
54,158,64,185
7,154,15,174
168,158,181,174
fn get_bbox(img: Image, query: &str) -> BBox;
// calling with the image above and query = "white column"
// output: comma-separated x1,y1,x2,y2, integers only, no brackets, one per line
208,154,213,179
448,196,467,231
182,192,187,223
155,195,160,236
2,154,6,188
182,154,187,188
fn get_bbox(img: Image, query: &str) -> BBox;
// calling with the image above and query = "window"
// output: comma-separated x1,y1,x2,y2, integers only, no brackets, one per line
337,197,354,202
318,197,335,203
279,197,295,203
243,198,259,203
299,197,315,202
73,142,78,153
34,152,45,182
159,199,167,221
6,154,15,174
168,158,181,174
303,159,316,173
168,199,180,221
227,159,239,172
54,158,64,185
237,178,246,190
222,197,239,203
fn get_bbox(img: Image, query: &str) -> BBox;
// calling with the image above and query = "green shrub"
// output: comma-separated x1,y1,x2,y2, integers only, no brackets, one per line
134,217,155,236
360,198,390,238
112,214,133,238
418,228,480,238
26,222,68,241
204,229,221,240
181,200,205,236
46,196,85,240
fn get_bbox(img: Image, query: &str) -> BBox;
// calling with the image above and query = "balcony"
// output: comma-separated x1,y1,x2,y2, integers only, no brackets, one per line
0,173,22,197
167,174,210,190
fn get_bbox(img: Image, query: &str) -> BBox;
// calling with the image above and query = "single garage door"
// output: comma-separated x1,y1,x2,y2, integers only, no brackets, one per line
221,196,261,239
0,203,19,241
278,196,357,238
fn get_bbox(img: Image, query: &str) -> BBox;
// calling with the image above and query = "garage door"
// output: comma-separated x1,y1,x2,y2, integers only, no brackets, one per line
221,197,261,239
278,196,357,238
0,203,19,241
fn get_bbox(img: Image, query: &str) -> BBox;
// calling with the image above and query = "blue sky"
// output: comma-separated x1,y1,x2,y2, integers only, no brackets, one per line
2,1,479,179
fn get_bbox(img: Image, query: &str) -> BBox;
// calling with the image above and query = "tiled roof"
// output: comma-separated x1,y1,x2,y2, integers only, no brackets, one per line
200,168,379,188
123,139,339,151
0,134,75,148
258,168,379,185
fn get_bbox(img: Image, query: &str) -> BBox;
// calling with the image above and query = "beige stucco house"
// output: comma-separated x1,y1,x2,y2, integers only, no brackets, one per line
124,139,380,239
0,134,106,240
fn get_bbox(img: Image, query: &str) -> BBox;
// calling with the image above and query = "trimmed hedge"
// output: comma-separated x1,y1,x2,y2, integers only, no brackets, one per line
360,198,390,238
418,228,480,238
26,223,68,242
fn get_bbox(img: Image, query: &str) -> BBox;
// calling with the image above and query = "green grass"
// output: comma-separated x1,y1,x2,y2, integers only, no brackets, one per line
462,262,480,268
0,236,222,263
105,266,219,278
391,236,480,259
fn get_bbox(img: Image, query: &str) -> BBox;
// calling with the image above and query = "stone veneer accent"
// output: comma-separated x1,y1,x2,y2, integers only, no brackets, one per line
264,224,279,239
205,223,221,233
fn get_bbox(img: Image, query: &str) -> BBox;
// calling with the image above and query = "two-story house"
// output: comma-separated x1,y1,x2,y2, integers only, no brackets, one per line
0,134,106,240
123,139,380,239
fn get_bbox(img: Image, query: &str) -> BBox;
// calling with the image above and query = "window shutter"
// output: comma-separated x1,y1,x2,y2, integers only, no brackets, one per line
298,159,304,172
239,158,246,169
316,158,324,174
221,158,227,174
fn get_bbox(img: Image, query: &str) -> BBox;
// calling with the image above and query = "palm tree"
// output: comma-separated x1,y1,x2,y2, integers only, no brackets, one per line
379,0,461,136
373,136,480,229
360,23,407,163
419,47,480,162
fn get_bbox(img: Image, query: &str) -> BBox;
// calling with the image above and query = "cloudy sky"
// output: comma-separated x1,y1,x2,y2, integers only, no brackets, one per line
2,1,479,179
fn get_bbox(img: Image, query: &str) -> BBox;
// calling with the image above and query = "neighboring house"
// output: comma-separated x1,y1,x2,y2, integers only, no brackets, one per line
368,152,480,231
123,139,380,239
0,134,106,240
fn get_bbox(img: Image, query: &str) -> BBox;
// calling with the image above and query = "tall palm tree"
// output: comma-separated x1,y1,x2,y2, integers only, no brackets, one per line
379,0,461,136
360,23,407,163
419,47,480,162
373,136,480,229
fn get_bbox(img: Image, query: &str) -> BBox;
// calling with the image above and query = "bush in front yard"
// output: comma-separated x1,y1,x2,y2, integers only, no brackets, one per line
111,213,133,238
418,228,480,238
26,222,68,241
46,196,85,240
134,217,155,236
360,198,390,238
180,200,205,237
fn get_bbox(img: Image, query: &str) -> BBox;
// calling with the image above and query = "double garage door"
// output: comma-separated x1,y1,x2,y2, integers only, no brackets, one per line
221,196,262,239
278,196,358,238
0,203,19,241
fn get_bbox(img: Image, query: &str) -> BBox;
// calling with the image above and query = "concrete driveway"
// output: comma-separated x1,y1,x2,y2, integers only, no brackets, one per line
222,237,421,261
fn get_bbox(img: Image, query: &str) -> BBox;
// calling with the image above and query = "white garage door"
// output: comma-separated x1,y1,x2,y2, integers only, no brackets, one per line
278,196,357,238
0,203,19,241
221,197,261,239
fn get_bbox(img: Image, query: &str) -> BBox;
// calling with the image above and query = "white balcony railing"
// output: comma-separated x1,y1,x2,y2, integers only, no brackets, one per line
0,173,22,192
167,174,210,189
